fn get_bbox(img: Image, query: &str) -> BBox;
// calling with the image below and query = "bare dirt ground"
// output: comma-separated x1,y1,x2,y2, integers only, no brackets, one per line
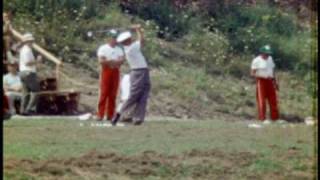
57,62,307,123
58,62,253,121
3,150,259,180
5,149,315,180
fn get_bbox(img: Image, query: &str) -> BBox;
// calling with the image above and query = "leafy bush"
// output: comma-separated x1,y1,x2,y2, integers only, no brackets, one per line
211,4,312,73
3,0,104,19
180,28,229,70
120,0,197,40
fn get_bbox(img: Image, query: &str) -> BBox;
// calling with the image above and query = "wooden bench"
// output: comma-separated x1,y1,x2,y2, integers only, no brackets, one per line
11,77,80,115
36,77,80,115
36,90,80,115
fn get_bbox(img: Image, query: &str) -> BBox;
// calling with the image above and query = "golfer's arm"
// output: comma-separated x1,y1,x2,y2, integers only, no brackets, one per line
136,28,144,47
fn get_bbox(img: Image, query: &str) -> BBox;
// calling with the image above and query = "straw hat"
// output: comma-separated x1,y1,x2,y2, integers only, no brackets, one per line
22,33,35,42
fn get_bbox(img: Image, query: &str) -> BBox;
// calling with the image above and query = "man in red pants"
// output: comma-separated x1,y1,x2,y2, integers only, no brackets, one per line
251,45,280,124
96,30,125,121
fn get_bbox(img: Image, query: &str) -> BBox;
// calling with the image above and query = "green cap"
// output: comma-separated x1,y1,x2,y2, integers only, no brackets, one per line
108,29,118,38
259,45,272,55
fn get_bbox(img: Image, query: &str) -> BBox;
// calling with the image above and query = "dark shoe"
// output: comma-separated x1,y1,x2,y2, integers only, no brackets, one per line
21,112,32,116
133,121,143,126
122,117,133,123
3,113,11,120
111,113,121,126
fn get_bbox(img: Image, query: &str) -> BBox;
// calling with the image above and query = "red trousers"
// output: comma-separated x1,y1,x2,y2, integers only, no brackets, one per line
256,78,279,121
97,67,120,120
3,93,9,114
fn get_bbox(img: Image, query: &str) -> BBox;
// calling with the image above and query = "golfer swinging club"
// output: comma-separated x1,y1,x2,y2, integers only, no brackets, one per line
112,24,151,126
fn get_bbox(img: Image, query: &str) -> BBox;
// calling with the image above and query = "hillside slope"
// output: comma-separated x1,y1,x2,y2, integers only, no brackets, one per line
4,1,316,121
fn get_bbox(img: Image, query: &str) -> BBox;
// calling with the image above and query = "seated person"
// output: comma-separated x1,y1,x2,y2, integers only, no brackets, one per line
3,60,22,115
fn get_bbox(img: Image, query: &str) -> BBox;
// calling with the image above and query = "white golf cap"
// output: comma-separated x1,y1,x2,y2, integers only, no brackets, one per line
117,31,132,43
22,33,35,42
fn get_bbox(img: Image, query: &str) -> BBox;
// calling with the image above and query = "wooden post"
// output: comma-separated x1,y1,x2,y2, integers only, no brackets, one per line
10,28,62,65
11,27,63,90
56,64,61,90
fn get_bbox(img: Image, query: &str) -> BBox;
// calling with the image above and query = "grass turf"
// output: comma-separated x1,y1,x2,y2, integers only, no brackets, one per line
3,118,317,180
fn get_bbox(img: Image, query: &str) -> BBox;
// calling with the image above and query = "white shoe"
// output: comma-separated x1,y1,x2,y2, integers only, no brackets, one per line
263,120,272,125
116,122,125,127
91,115,102,121
78,113,92,121
248,123,263,129
102,122,112,127
276,120,287,124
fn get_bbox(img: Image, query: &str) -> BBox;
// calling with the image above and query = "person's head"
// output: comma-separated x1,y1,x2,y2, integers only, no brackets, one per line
3,12,10,22
107,29,119,46
117,31,133,46
259,45,272,59
7,62,18,74
22,33,35,45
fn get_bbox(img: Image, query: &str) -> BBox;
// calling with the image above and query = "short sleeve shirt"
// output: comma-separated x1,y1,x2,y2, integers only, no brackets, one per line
19,45,36,72
251,55,275,78
123,41,148,69
3,73,22,89
97,44,124,62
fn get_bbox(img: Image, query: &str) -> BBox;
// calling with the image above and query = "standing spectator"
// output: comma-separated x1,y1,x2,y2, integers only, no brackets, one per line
3,61,22,115
112,24,151,126
3,12,12,58
19,33,40,115
3,12,13,73
96,30,125,121
251,45,280,124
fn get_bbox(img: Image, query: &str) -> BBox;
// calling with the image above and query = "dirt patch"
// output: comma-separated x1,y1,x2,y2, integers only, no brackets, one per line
5,149,258,179
6,149,315,180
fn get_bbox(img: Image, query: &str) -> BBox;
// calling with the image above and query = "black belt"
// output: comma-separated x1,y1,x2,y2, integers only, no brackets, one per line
131,68,149,71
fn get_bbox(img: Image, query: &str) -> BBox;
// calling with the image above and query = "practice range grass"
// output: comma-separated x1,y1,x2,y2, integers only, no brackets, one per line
3,118,317,180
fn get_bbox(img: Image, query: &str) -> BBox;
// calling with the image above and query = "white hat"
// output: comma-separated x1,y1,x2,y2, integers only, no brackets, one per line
117,31,132,43
22,33,35,42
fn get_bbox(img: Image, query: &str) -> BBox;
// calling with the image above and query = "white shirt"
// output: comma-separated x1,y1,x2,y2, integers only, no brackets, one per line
19,45,36,72
97,44,124,62
123,41,148,69
3,73,22,89
251,55,275,78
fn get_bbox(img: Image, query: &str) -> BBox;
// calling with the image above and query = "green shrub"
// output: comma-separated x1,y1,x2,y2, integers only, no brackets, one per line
4,0,103,19
178,28,229,74
120,0,197,40
210,4,312,74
